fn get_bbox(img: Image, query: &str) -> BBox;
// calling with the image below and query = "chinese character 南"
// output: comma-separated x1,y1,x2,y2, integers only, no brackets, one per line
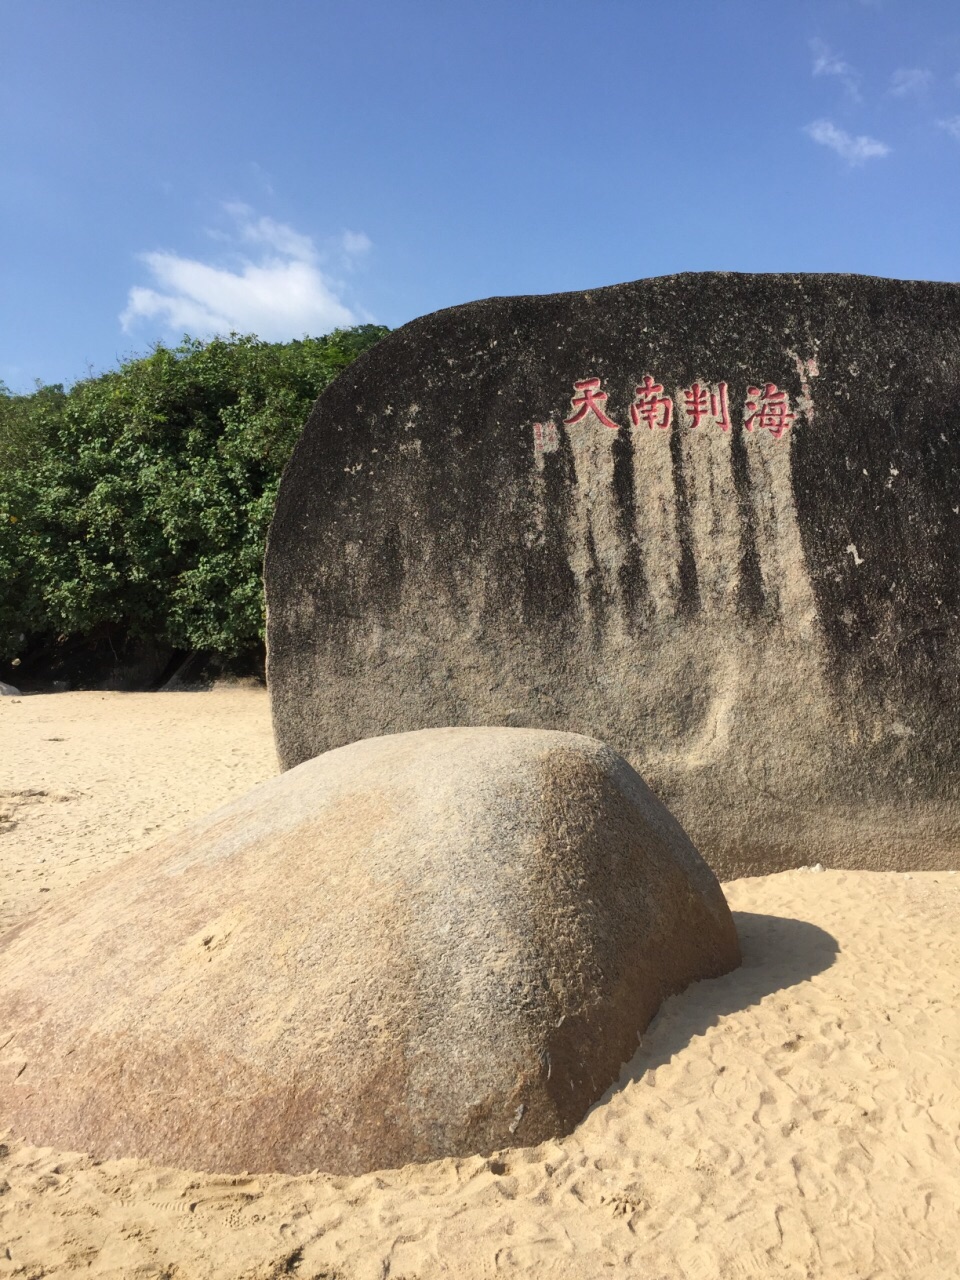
744,383,795,441
630,375,673,430
564,377,619,429
681,381,730,431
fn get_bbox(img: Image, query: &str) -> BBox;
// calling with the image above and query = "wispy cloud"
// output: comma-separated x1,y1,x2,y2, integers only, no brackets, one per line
804,119,891,164
121,206,369,340
222,203,318,260
810,39,862,101
341,230,372,258
890,67,933,98
938,116,960,141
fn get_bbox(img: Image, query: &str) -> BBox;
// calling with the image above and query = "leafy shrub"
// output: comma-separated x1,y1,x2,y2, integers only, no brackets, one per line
0,326,387,663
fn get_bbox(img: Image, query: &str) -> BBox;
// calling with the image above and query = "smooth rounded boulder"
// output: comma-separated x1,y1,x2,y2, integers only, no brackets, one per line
0,727,739,1176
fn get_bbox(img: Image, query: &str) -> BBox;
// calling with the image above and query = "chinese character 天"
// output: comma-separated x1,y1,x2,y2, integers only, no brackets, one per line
564,378,619,430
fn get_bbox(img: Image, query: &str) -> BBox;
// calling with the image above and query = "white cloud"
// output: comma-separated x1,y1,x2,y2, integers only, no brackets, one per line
341,230,372,257
938,116,960,141
890,67,933,97
810,39,862,101
804,119,891,164
228,205,319,261
121,207,370,341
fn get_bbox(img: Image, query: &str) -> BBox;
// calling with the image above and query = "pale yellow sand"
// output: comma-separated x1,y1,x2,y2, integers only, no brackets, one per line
2,691,959,1279
0,688,277,938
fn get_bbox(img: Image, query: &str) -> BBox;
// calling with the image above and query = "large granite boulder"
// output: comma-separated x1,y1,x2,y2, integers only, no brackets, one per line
266,272,960,878
0,727,739,1176
0,681,19,696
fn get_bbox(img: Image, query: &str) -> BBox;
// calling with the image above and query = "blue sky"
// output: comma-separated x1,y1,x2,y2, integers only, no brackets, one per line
2,0,960,392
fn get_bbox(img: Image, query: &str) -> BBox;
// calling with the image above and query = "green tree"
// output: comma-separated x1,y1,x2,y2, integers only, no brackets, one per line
0,326,387,663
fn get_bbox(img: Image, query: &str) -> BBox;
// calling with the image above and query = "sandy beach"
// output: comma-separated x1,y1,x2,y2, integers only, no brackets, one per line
2,689,959,1279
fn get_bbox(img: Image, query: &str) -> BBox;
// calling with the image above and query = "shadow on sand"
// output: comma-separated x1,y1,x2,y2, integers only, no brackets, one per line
600,911,840,1100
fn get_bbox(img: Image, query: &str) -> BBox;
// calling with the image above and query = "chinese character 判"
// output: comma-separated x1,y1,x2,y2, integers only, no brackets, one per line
564,377,619,430
630,375,673,430
744,383,796,441
682,381,730,431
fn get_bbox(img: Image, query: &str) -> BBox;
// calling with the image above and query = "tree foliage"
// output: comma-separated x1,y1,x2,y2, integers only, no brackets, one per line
0,326,387,662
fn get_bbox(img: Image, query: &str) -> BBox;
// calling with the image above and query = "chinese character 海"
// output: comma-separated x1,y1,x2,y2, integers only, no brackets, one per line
564,378,619,429
681,381,730,431
744,383,795,441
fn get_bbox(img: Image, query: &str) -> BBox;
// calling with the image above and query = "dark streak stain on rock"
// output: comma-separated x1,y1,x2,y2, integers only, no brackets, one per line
729,413,765,621
668,413,701,620
611,425,648,630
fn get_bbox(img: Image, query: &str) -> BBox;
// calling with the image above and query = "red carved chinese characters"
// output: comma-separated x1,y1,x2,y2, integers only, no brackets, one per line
533,420,558,454
630,375,673,430
744,383,795,441
564,378,619,429
681,381,730,431
530,373,802,452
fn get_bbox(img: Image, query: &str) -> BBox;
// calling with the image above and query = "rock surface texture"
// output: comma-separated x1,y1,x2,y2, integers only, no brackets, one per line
266,272,960,878
0,680,20,696
0,727,740,1176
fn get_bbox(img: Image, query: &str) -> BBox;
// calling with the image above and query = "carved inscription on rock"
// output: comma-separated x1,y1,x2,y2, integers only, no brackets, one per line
534,374,805,455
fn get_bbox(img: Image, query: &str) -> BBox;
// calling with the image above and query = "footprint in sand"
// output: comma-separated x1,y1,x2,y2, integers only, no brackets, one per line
146,1177,263,1219
0,787,78,834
